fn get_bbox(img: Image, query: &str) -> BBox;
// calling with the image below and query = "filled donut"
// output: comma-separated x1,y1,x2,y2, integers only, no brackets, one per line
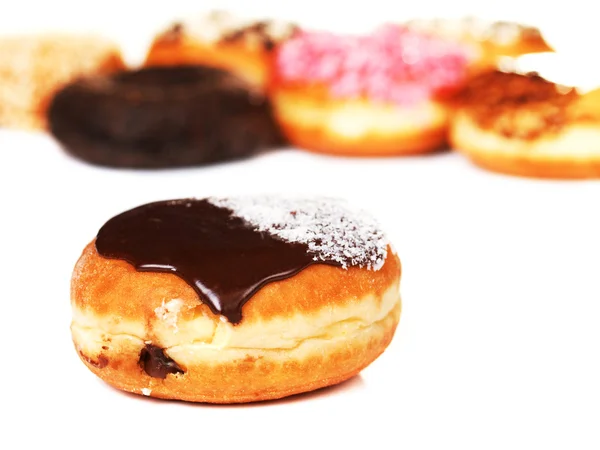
405,17,552,71
0,33,124,130
450,70,600,179
270,25,470,156
47,65,284,168
144,10,299,90
71,196,402,403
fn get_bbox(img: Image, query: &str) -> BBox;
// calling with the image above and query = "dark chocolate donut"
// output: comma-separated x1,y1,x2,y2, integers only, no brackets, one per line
47,65,285,168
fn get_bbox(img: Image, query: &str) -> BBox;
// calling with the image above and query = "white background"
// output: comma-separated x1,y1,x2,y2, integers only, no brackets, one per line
1,1,600,449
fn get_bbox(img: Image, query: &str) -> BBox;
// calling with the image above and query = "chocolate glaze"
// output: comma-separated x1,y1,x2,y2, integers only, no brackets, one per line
139,344,184,379
47,65,285,169
95,199,337,324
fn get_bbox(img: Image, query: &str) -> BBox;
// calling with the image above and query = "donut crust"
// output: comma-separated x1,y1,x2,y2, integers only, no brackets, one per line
71,242,401,403
271,82,449,156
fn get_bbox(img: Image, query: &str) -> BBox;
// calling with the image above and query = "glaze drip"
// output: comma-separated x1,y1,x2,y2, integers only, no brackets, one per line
95,197,388,323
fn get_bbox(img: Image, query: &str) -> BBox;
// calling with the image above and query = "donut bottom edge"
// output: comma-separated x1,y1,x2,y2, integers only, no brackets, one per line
278,119,448,157
271,88,449,156
451,113,600,179
73,300,401,403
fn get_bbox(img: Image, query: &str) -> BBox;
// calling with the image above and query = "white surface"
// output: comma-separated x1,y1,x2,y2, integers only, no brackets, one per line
3,132,600,449
1,1,600,449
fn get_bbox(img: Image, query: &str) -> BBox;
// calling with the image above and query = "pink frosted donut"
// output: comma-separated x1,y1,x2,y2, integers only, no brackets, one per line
270,25,471,156
276,24,470,104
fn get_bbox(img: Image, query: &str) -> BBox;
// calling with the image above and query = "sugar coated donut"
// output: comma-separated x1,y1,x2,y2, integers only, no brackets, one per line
48,65,283,168
144,10,299,90
271,25,470,156
450,70,600,179
0,34,124,130
71,197,401,403
405,17,552,71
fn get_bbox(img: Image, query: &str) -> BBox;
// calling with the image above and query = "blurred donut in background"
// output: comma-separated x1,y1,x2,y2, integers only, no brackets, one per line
449,68,600,179
144,10,299,91
47,65,284,168
0,33,124,130
270,24,471,156
405,17,552,72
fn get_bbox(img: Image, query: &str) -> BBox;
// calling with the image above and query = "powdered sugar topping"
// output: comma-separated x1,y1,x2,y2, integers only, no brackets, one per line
209,196,388,270
276,24,470,105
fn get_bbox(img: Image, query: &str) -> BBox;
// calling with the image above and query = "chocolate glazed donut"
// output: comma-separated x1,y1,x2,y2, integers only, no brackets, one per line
47,65,285,168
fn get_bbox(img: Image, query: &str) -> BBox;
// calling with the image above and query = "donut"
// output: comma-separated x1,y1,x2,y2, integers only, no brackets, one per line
0,33,124,130
47,65,284,168
449,69,600,179
70,197,401,403
270,25,470,156
405,17,552,71
144,10,299,90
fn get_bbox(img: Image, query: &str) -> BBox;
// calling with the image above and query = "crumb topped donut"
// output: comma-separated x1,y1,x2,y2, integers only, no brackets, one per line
144,10,299,90
450,70,600,178
405,18,552,71
71,197,401,403
0,33,124,130
271,25,470,156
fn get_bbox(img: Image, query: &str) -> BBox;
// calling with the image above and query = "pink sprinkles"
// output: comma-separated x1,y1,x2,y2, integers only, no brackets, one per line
276,24,471,104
